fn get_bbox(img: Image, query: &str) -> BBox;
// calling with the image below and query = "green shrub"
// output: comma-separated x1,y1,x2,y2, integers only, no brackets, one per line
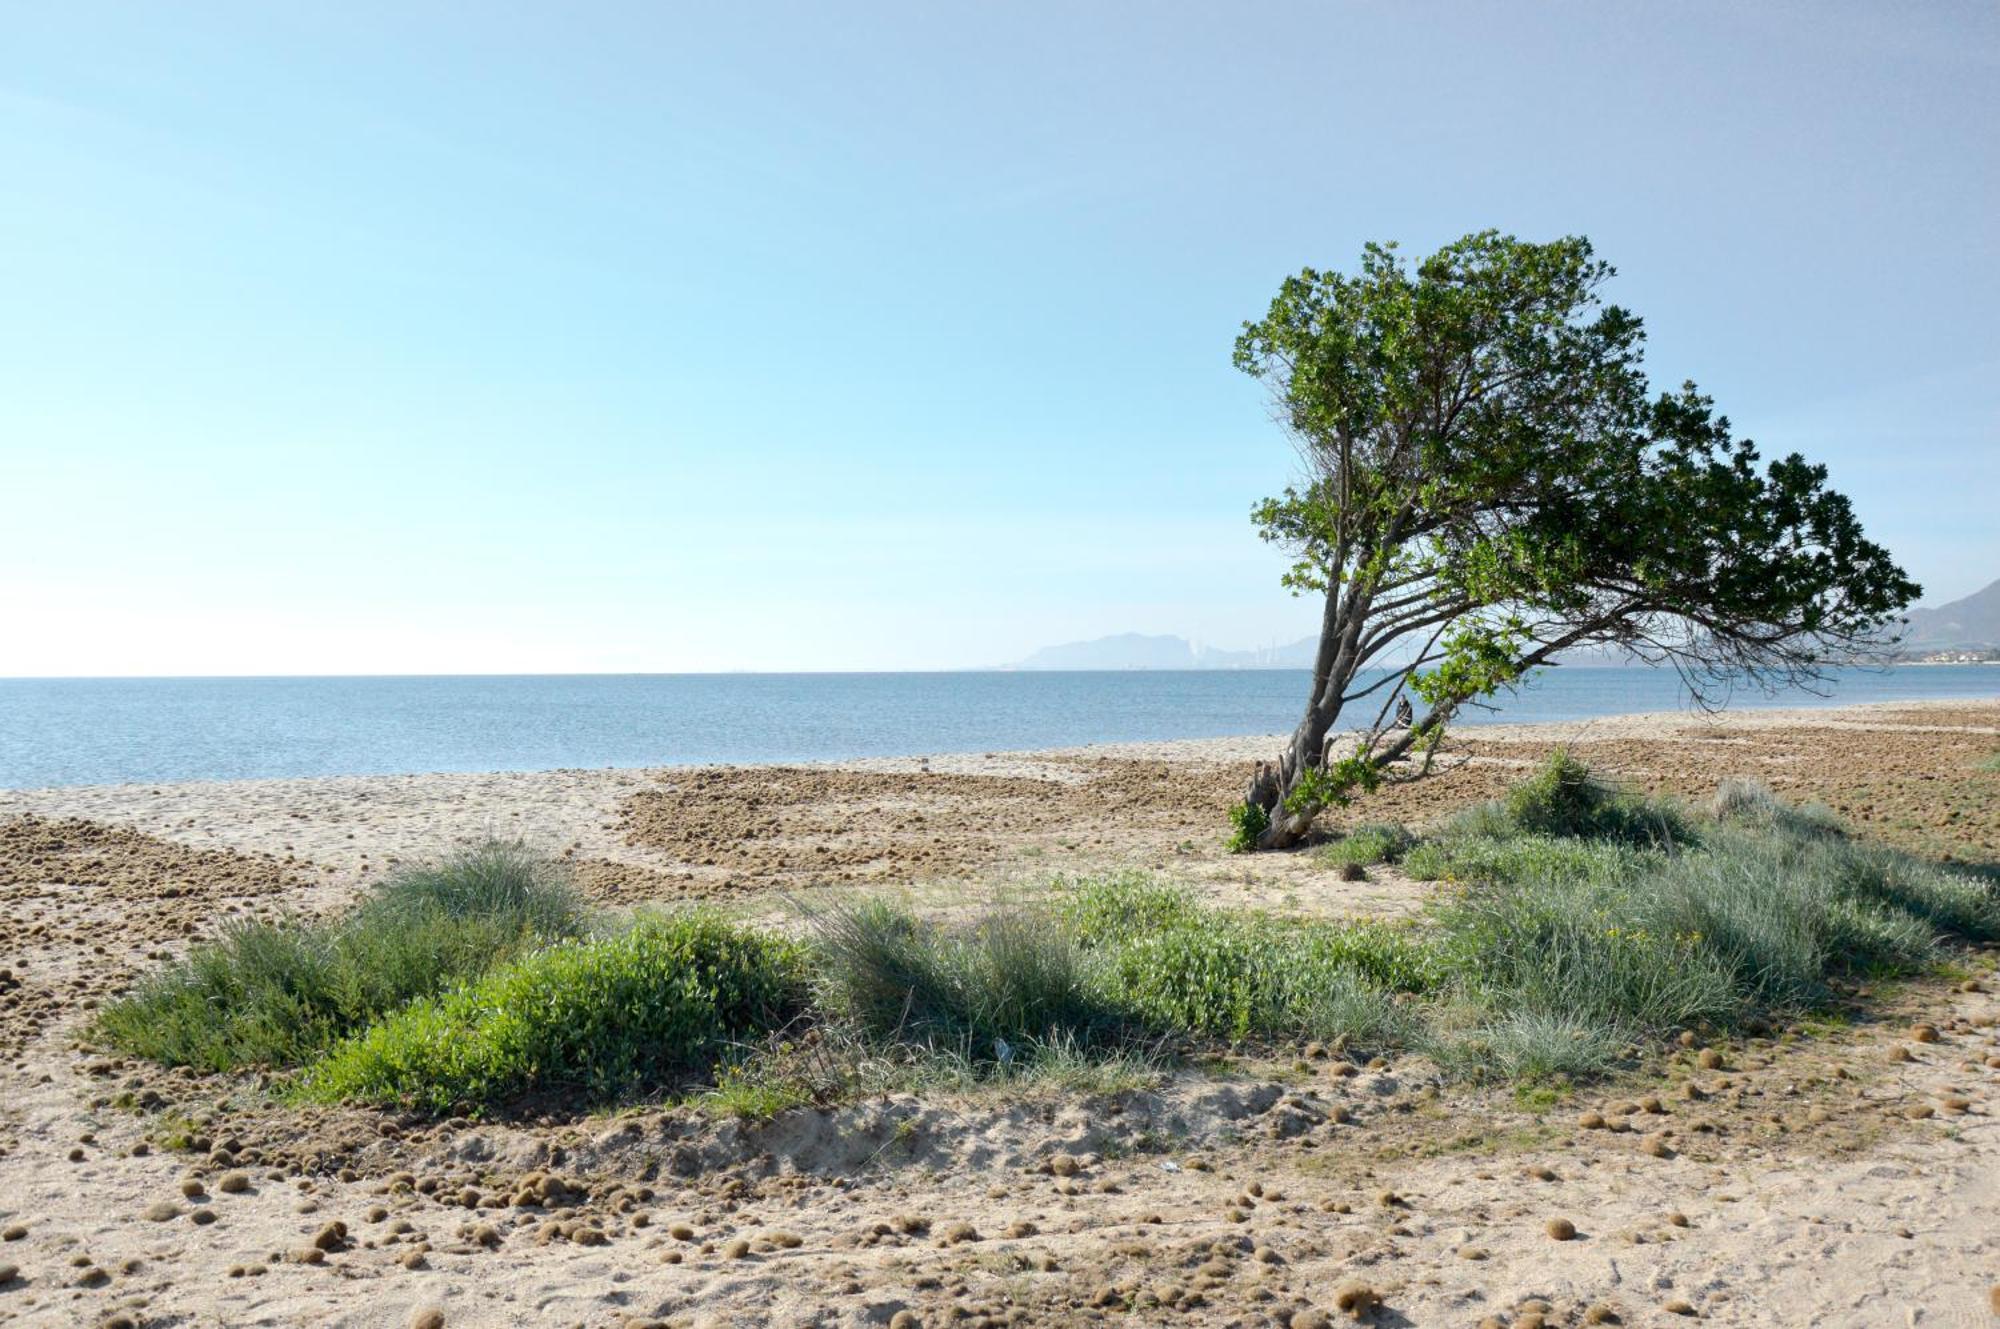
1101,914,1429,1042
1429,751,1686,849
302,912,803,1111
1504,749,1607,833
1104,923,1280,1038
1288,917,1442,993
95,842,586,1071
1057,874,1204,947
1225,801,1270,854
1404,832,1651,890
1317,823,1416,870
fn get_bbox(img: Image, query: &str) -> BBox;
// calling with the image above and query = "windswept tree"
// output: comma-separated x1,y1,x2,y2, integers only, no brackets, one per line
1231,232,1918,851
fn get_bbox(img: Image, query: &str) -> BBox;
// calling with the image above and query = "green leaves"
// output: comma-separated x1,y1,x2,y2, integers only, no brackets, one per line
1225,800,1270,853
1413,621,1527,709
1281,756,1383,819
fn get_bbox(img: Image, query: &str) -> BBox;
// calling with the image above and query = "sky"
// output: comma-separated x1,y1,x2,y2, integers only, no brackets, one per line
1,2,1995,676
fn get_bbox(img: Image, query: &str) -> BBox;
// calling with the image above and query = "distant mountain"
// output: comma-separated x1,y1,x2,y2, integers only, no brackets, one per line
1006,582,2000,671
1901,577,2000,649
1008,633,1319,671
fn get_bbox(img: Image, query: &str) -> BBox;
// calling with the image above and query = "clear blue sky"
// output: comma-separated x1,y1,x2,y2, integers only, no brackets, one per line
3,2,1994,675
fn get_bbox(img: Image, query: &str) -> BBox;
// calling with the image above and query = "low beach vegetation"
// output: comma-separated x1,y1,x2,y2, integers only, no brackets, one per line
1066,877,1434,1039
301,912,804,1111
1224,800,1269,854
1315,822,1417,871
808,897,1119,1054
97,757,1999,1114
1491,748,1689,846
94,842,586,1070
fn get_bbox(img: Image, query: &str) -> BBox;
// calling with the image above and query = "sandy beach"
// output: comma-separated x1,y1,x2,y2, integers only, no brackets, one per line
12,3,1996,1324
1,697,1996,1327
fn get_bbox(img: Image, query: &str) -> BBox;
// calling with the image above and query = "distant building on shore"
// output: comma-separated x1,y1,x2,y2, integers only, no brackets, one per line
1906,648,2000,665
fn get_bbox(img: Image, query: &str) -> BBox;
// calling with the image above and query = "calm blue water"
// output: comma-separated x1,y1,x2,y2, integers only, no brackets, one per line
1,667,1996,789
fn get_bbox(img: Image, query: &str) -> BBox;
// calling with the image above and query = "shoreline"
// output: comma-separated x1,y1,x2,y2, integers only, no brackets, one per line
1,693,1993,799
2,696,1994,914
3,668,1998,794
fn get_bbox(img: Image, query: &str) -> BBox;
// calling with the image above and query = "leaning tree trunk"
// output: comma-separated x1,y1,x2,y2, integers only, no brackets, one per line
1244,707,1339,850
1244,577,1362,851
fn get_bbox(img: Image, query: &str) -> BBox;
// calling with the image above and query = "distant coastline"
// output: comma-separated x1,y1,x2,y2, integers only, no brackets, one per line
1002,577,2000,671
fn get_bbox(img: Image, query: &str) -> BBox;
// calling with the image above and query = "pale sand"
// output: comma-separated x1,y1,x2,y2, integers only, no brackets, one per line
0,697,1996,1326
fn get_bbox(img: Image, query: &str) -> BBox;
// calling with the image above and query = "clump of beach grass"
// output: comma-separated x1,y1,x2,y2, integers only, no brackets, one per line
95,841,587,1071
698,1026,1169,1118
783,879,1427,1073
1068,877,1430,1041
1709,776,1845,837
1425,1011,1630,1084
1317,822,1417,871
1412,754,1998,1080
806,898,1121,1056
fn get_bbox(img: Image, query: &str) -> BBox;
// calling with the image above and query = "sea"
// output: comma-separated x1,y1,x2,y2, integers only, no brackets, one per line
1,666,1996,790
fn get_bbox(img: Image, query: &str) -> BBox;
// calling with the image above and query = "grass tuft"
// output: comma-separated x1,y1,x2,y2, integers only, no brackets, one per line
807,899,1118,1057
1428,1011,1629,1084
94,841,586,1071
1317,823,1416,870
1447,749,1690,846
1063,874,1430,1042
1415,761,1997,1054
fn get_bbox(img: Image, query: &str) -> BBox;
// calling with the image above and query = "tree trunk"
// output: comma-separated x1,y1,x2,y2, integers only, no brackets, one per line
1241,574,1368,850
1244,706,1339,850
